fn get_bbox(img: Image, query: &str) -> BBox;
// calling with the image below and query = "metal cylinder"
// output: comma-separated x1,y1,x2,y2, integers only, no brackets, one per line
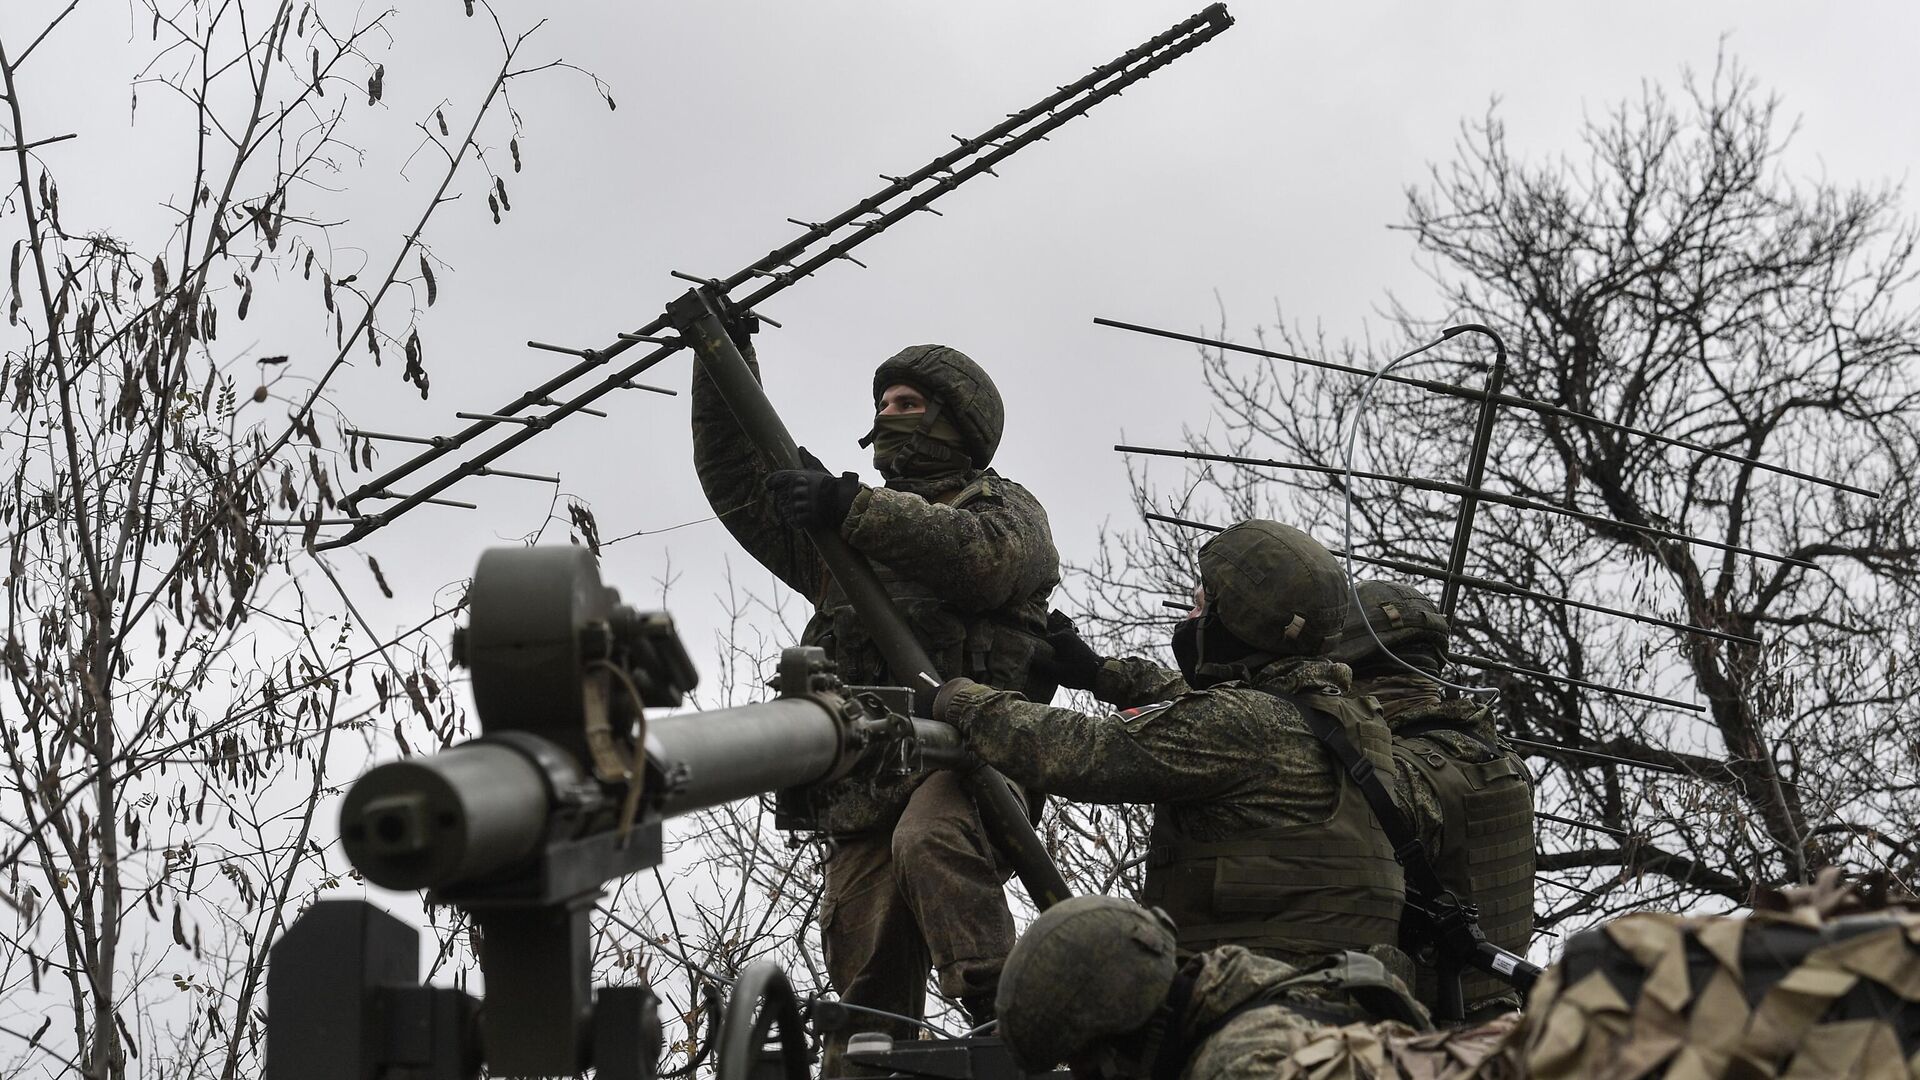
340,742,552,891
646,698,846,816
908,719,968,770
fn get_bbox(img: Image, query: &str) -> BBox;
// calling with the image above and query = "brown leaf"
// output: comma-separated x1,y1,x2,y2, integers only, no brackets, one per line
367,555,393,599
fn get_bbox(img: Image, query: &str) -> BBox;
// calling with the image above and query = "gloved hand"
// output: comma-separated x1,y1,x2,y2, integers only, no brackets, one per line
1040,609,1106,691
708,290,760,352
766,448,862,530
931,676,982,724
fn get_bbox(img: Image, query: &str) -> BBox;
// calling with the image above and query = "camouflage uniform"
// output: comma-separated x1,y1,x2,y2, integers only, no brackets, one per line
1129,945,1508,1080
689,344,1058,1059
999,898,1518,1080
1176,947,1379,1080
1361,674,1534,1020
1090,654,1191,708
939,655,1411,981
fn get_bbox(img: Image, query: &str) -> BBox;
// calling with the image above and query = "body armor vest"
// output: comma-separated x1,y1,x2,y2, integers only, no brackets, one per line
1394,729,1535,1014
782,477,1052,834
802,477,1051,694
1137,691,1406,965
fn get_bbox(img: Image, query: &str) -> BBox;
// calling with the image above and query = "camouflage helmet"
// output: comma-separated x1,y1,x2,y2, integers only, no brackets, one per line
1196,519,1349,658
1326,579,1451,667
871,344,1004,467
996,896,1178,1071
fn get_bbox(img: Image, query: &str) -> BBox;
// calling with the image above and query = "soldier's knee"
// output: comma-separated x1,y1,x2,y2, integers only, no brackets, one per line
890,808,979,877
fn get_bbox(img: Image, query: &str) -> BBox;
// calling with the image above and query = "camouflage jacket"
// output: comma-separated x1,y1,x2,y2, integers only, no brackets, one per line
941,657,1361,844
1090,654,1190,709
691,348,1059,831
1174,947,1330,1080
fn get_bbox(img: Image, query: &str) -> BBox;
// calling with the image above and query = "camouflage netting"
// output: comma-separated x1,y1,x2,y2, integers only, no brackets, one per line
1231,872,1920,1078
1228,1012,1524,1080
1508,876,1920,1078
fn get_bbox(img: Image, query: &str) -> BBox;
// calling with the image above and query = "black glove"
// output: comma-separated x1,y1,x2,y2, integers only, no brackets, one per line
765,455,862,529
1041,609,1106,691
931,676,980,724
707,290,760,353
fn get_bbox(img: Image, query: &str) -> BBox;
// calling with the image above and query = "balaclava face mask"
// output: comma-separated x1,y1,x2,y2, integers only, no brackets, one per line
1168,611,1263,689
861,389,973,482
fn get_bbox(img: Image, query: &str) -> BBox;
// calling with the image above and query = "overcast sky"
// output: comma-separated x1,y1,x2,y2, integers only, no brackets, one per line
13,0,1920,712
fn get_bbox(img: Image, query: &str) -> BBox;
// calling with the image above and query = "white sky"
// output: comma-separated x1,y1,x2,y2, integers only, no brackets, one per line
10,0,1919,851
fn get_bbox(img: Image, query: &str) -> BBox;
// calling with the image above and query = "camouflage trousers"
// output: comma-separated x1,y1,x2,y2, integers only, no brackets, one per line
819,771,1014,1075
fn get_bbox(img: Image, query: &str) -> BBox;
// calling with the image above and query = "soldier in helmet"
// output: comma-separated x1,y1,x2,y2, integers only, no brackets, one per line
998,897,1501,1080
689,337,1059,1068
933,520,1422,1024
1327,580,1535,1021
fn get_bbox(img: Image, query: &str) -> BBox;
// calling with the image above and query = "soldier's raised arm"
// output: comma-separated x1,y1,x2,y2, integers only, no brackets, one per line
688,339,826,599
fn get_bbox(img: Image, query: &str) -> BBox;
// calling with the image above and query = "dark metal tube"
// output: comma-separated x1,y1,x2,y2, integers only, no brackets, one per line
910,719,971,770
646,699,847,817
1439,325,1507,618
1094,317,1881,500
339,742,553,891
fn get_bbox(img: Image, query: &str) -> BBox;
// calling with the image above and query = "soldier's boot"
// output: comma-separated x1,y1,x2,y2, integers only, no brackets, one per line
960,994,997,1033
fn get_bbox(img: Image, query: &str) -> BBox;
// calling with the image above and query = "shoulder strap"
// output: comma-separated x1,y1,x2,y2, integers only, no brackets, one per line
1148,958,1203,1080
1283,693,1451,901
1281,693,1543,1010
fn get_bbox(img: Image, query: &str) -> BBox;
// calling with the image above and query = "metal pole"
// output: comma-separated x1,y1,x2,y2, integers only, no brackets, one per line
1438,325,1506,618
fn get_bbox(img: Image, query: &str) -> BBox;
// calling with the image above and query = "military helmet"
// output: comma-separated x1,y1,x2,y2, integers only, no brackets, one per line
871,344,1004,468
1326,579,1451,667
996,896,1178,1071
1196,519,1349,658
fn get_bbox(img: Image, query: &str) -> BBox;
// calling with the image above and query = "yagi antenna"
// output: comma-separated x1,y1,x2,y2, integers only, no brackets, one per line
1144,513,1757,646
1093,317,1881,501
304,6,1238,551
1117,445,1814,570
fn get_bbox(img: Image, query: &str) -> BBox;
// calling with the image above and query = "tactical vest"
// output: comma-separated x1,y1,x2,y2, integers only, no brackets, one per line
802,476,1051,694
784,476,1052,834
1137,691,1406,964
1394,729,1535,1015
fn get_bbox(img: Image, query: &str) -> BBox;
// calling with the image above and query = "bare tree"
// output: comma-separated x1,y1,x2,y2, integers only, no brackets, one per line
0,4,605,1077
1078,58,1920,937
